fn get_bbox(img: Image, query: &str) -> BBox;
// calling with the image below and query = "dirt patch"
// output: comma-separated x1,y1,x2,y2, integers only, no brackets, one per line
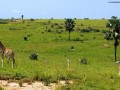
0,80,73,90
0,80,56,90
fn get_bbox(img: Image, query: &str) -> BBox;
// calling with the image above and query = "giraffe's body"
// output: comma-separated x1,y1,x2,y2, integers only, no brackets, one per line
0,41,15,68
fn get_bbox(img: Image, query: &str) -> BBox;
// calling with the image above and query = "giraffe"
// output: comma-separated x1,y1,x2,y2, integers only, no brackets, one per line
0,41,15,68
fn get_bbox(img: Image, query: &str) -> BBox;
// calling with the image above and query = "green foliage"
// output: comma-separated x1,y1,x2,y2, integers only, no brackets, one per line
106,16,120,61
0,19,9,24
65,19,75,31
70,46,75,50
65,19,75,40
106,16,120,33
13,72,26,80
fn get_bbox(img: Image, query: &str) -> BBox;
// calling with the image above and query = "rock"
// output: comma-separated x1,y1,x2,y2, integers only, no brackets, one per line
1,80,8,86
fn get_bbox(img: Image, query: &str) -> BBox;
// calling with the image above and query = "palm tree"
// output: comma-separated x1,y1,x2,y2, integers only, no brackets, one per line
106,16,120,61
65,19,75,41
21,15,24,19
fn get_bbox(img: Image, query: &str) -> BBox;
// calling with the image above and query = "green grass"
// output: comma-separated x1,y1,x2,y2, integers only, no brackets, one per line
0,19,120,89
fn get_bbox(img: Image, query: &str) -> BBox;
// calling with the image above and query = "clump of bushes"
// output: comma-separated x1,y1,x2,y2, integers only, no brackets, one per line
30,18,35,21
70,46,75,50
23,37,28,41
73,38,84,42
0,19,9,24
73,38,80,41
54,23,59,26
80,58,88,64
23,34,33,41
29,53,38,60
56,29,63,34
93,29,100,32
101,30,107,33
13,72,26,80
51,24,54,28
56,26,64,29
81,29,92,33
9,26,26,30
9,27,20,30
45,29,51,32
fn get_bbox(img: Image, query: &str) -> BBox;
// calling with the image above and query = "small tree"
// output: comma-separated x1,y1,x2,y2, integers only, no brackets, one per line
106,16,120,61
65,19,75,41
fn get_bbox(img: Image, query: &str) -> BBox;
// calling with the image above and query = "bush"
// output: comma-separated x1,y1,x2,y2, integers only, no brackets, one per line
0,19,9,24
30,18,35,21
29,53,38,60
51,24,54,28
81,29,91,33
13,72,26,80
71,46,75,50
54,23,59,26
47,29,51,32
9,27,18,30
9,26,26,30
81,23,84,26
57,26,64,29
23,37,28,41
80,58,88,64
93,29,100,32
84,18,89,20
56,29,63,34
101,30,107,33
73,38,84,41
73,38,80,41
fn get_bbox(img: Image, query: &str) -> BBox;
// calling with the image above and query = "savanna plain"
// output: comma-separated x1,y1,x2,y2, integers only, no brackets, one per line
0,19,120,90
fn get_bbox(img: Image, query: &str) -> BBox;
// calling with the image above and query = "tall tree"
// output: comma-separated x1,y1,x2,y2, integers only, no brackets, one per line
21,15,24,19
106,16,120,61
65,19,75,41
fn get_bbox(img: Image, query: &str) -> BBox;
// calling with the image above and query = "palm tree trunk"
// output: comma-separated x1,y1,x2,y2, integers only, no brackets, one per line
114,45,117,61
114,38,119,61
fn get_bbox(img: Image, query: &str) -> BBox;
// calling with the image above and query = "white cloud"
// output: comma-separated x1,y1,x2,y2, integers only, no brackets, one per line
11,10,20,13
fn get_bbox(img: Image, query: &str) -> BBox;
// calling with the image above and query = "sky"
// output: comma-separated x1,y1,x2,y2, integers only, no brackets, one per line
1,0,120,19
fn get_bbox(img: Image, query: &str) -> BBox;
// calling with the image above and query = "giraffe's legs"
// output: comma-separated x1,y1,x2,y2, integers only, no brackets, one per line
1,59,3,68
1,54,4,68
1,49,15,68
10,53,15,68
12,60,14,68
8,57,14,68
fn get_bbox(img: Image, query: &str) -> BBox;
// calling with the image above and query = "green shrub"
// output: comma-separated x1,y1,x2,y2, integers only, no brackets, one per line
81,29,91,33
13,73,26,80
0,19,9,24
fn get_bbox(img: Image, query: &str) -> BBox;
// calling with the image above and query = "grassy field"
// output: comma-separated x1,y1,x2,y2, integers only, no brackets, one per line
0,19,120,90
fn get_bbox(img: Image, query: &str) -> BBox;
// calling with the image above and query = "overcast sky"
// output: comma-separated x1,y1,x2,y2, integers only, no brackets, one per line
1,0,120,19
